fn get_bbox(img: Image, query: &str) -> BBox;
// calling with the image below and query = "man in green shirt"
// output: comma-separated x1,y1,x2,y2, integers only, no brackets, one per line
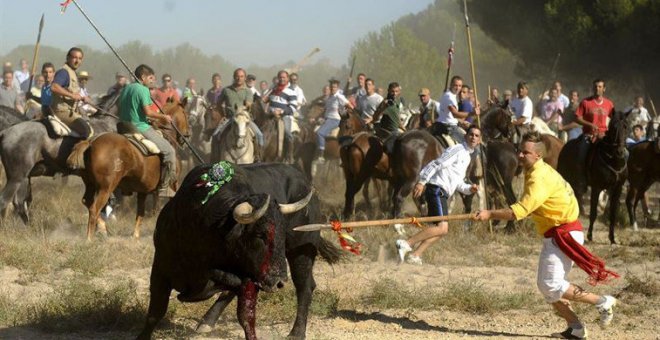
119,64,176,190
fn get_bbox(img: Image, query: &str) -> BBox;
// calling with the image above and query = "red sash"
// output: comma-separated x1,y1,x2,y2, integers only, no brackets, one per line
543,220,620,285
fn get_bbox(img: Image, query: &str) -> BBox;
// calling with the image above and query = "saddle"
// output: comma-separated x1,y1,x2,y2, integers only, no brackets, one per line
117,121,161,156
43,114,94,139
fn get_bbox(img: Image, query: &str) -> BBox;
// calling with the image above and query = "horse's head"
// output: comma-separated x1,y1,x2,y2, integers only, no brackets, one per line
338,107,363,137
481,106,514,140
162,100,192,146
230,106,254,147
603,111,629,156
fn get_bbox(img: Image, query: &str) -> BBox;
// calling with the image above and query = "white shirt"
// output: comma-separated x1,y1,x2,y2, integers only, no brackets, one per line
418,142,474,196
358,92,383,119
436,91,459,125
510,96,533,124
14,70,30,93
624,105,652,128
324,92,350,120
290,84,307,108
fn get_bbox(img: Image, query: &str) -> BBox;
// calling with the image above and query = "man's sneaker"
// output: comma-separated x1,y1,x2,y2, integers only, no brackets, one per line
395,239,412,263
393,223,406,236
550,326,587,339
406,254,423,265
596,295,616,329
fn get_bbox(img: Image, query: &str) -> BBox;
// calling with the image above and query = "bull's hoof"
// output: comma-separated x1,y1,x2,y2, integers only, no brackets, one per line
196,323,213,333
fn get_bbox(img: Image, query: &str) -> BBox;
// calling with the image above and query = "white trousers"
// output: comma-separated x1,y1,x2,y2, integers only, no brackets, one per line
537,231,584,303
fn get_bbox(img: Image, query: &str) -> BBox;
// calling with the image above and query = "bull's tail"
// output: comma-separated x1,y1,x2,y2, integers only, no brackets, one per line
318,237,344,264
66,140,91,170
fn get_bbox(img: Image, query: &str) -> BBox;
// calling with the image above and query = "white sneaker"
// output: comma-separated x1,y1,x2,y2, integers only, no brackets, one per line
550,326,587,339
395,239,412,263
393,223,406,236
596,295,616,329
406,255,423,265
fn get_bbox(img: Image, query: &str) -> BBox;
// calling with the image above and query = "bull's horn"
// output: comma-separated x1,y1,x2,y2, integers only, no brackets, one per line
233,195,271,224
279,188,314,215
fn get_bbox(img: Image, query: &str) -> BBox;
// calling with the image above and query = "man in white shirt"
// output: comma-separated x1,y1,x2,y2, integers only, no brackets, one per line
14,59,30,93
357,78,383,127
511,81,533,126
289,73,307,110
316,79,354,162
624,96,651,134
395,125,481,264
433,75,479,147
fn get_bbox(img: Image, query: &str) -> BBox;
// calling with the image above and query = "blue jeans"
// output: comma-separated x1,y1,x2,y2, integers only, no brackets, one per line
316,118,340,150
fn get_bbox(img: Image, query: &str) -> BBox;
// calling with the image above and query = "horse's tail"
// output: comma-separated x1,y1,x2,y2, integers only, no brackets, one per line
67,140,92,170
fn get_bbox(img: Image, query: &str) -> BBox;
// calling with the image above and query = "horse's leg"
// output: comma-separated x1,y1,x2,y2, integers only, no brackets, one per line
343,176,361,219
0,179,22,221
626,185,637,231
587,187,601,242
608,183,624,244
87,189,112,241
13,179,31,225
134,193,147,239
362,177,373,215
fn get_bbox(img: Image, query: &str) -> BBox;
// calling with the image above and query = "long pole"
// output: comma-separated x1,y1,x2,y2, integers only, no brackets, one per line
294,214,474,232
68,0,203,164
463,0,491,233
443,23,456,92
463,0,479,128
26,14,45,112
343,54,357,95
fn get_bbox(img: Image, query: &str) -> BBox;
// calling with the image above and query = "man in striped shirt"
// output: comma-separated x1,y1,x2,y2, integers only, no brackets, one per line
267,70,298,162
395,125,481,265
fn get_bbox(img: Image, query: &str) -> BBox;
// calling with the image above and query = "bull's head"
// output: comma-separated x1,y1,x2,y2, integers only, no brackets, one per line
230,194,288,292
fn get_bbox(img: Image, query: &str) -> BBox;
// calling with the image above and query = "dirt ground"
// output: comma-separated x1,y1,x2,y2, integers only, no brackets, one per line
0,174,658,340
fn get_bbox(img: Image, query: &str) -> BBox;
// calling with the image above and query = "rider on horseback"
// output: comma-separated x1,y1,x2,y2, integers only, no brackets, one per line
357,78,383,128
49,47,93,139
574,79,615,177
213,68,263,160
316,79,354,162
118,64,176,192
432,76,477,148
372,82,405,153
418,87,438,129
510,81,533,143
267,70,299,163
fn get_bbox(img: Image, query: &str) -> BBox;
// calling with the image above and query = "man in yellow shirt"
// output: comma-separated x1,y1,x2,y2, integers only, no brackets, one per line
474,132,618,340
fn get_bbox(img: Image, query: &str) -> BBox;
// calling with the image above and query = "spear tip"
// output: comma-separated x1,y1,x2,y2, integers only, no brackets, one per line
39,13,45,29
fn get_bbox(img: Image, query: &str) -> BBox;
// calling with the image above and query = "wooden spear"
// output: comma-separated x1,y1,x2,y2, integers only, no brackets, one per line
25,14,45,112
293,214,475,232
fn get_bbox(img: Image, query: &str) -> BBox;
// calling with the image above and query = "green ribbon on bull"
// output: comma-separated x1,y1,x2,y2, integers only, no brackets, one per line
197,161,234,205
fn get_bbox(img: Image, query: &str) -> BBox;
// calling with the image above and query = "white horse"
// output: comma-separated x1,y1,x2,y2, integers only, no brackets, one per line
213,107,255,164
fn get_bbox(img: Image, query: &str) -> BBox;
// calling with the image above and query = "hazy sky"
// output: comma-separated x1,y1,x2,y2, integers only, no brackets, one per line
0,0,433,66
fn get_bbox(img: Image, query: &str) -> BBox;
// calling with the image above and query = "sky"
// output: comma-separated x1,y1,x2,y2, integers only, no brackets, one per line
0,0,434,66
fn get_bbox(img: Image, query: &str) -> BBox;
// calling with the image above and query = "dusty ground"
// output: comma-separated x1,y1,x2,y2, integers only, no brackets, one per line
0,173,658,340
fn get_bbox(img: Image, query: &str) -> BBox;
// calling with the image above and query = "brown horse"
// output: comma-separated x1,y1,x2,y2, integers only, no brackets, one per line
68,101,190,240
625,140,660,230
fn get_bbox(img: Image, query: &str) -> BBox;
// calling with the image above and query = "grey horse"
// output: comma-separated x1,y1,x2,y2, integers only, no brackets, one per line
0,94,119,223
0,105,29,131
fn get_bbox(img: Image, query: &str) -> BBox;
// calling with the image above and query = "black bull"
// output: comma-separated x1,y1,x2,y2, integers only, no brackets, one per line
138,163,343,340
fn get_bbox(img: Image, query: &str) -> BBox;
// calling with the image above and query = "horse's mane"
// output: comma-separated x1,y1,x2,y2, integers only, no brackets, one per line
0,105,29,123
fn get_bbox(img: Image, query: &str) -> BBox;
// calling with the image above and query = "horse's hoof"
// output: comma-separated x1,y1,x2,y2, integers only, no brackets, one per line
196,323,213,333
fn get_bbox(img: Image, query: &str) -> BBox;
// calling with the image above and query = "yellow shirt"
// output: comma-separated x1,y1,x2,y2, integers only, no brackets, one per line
510,159,579,235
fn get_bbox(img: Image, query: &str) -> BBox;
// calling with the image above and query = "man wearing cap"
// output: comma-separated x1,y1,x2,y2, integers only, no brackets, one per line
50,47,93,139
107,72,127,97
153,73,180,108
246,74,259,97
77,71,97,115
418,88,438,129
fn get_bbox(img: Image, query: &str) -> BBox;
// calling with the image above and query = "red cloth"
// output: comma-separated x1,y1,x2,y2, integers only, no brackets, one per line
575,96,614,137
544,220,620,285
270,83,288,97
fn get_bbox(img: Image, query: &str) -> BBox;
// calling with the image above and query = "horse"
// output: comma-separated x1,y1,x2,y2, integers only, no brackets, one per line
0,105,29,132
211,107,255,164
0,92,120,223
625,139,660,230
558,112,629,244
67,100,190,240
184,94,213,161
